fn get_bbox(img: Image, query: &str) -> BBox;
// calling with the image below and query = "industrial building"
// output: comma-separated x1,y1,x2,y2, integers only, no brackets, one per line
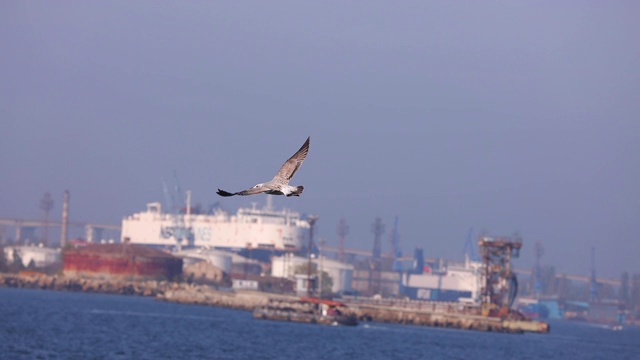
401,258,482,303
178,248,233,273
3,245,61,268
271,253,354,295
352,269,401,297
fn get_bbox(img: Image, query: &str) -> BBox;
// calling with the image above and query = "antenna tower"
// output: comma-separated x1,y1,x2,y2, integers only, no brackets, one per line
336,218,349,262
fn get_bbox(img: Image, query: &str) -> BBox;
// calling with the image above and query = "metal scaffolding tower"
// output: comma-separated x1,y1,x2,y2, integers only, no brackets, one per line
479,235,522,316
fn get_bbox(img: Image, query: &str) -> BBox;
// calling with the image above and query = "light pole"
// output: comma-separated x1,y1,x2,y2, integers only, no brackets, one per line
306,215,318,297
318,238,326,297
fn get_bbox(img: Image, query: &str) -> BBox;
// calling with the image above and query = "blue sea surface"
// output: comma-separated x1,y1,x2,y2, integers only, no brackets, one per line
1,287,638,359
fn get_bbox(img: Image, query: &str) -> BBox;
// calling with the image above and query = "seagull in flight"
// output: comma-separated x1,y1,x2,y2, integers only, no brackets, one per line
217,136,310,197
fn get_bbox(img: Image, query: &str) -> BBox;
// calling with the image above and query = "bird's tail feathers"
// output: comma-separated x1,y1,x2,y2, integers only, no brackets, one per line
287,186,304,197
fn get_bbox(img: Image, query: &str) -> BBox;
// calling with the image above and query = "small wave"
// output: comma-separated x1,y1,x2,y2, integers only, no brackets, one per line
88,309,222,321
359,323,399,332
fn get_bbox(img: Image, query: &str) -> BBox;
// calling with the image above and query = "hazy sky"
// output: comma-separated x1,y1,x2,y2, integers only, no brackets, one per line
2,2,639,278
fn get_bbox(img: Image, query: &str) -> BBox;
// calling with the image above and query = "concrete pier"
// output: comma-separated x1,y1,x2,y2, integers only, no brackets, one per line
345,302,548,333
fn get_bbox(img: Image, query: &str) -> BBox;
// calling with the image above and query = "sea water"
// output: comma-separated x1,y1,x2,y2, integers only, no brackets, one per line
1,288,638,360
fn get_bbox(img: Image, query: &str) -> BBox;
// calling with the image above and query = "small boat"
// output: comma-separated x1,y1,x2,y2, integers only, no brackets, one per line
253,297,358,326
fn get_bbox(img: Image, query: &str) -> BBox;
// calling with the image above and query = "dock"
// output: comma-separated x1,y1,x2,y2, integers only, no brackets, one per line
344,300,548,333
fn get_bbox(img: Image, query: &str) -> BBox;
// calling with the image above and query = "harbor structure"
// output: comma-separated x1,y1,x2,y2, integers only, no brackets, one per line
401,256,482,303
272,254,355,295
177,248,233,274
352,269,401,297
478,234,522,316
177,248,233,284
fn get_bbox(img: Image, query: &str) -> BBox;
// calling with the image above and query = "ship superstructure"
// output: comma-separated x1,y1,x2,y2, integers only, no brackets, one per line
121,199,309,252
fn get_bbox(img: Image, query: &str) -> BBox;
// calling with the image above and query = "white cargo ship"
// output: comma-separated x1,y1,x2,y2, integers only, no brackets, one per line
121,198,310,253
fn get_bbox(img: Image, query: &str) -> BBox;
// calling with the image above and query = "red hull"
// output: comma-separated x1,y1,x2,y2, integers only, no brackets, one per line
63,244,182,280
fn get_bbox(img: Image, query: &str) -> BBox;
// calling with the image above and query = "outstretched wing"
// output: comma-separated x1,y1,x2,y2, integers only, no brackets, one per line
217,186,271,197
216,189,237,197
272,136,310,182
236,186,271,196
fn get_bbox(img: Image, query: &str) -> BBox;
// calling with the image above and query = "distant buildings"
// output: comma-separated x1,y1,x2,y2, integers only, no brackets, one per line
272,254,354,295
3,245,61,268
401,260,482,303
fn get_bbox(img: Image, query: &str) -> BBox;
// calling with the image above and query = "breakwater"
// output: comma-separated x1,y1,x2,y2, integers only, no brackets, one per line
0,272,294,310
1,273,548,334
0,272,174,297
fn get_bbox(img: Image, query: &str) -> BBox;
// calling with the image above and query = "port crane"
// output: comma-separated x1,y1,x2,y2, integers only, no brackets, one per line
162,171,193,250
463,227,479,262
479,234,521,317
